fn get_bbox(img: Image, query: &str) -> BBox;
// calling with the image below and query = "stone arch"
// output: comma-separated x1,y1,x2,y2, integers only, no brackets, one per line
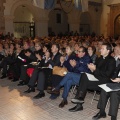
3,0,57,37
109,4,120,37
4,0,38,18
114,14,120,37
11,2,37,19
4,0,40,35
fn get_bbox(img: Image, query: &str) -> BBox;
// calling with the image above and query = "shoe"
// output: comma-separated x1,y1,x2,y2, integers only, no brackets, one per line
47,87,53,93
17,81,27,86
48,88,60,95
24,88,35,93
0,75,7,79
49,94,59,100
71,98,84,104
69,104,83,112
111,116,117,120
12,78,19,82
47,86,52,90
92,112,106,120
33,92,45,99
59,100,68,108
8,77,13,80
34,84,37,87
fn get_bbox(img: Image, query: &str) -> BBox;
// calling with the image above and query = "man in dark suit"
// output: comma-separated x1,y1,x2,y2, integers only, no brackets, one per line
69,43,116,112
92,62,120,120
25,44,61,99
17,49,36,85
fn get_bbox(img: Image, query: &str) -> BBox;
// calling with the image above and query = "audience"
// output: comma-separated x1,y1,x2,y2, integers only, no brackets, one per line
93,56,120,120
0,33,119,119
49,46,92,108
69,43,116,112
49,45,77,100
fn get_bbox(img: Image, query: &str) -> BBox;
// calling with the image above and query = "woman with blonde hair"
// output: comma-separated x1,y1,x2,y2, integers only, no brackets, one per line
48,45,77,99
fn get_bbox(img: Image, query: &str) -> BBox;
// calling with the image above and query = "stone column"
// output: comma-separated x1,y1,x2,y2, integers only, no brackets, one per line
34,17,49,37
67,10,81,33
100,2,110,37
4,15,14,34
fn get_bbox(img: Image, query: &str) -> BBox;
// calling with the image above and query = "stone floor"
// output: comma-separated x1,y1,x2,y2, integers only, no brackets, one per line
0,78,119,120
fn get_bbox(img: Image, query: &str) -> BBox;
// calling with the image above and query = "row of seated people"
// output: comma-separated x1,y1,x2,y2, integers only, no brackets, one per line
0,40,120,120
48,43,120,120
22,42,119,120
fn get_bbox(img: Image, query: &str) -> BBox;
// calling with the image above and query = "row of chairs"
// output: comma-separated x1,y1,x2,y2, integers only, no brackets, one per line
70,85,120,109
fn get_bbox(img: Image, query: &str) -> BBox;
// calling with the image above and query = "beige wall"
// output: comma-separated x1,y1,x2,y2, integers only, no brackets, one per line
48,10,68,35
1,0,120,38
0,0,5,33
100,0,120,37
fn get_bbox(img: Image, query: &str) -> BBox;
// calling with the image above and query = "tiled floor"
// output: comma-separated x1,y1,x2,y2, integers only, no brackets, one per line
0,78,119,120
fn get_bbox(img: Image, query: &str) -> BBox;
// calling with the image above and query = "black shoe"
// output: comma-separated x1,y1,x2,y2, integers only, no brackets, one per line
71,97,84,104
8,77,13,80
24,88,35,93
12,78,19,82
49,94,59,100
92,112,106,120
17,81,27,86
111,116,117,120
59,100,68,108
69,104,83,112
33,92,45,99
0,75,7,79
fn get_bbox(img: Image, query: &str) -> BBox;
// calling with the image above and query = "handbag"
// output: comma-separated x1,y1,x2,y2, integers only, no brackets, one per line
27,68,34,77
52,66,68,76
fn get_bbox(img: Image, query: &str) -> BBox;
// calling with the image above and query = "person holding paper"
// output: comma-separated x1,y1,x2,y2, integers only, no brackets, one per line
69,43,116,112
92,56,120,120
92,78,120,120
25,44,61,98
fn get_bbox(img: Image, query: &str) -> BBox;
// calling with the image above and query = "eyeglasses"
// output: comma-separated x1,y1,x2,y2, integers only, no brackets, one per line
78,51,83,53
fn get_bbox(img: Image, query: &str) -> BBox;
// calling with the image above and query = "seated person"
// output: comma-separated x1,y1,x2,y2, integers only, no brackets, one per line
92,83,120,120
69,43,116,112
50,46,92,108
24,44,61,99
0,43,5,62
92,57,120,120
17,41,43,86
24,44,52,92
48,45,77,99
87,45,97,64
0,47,16,79
24,50,52,93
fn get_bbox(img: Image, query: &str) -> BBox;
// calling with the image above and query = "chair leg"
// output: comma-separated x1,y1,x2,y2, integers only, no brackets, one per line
91,91,97,104
106,98,110,109
71,85,77,97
